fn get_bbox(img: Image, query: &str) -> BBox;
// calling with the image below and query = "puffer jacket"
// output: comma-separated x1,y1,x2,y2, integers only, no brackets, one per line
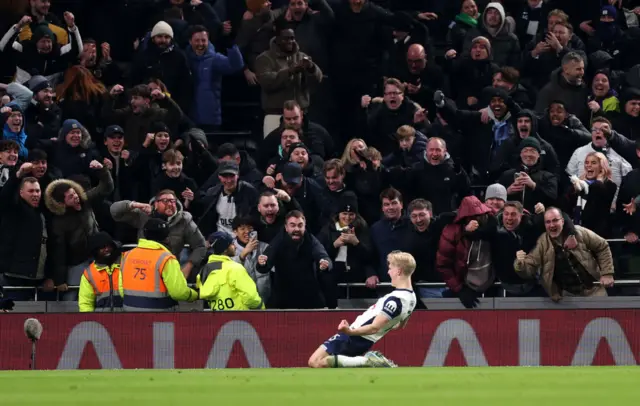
44,167,114,284
254,37,323,114
514,226,614,298
436,195,493,292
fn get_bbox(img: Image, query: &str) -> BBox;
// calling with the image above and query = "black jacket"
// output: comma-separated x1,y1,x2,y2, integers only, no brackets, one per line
131,43,194,111
406,214,455,283
364,98,420,155
617,168,640,235
317,219,374,284
498,164,558,213
538,114,592,168
195,180,259,237
24,101,62,148
0,171,49,279
256,230,332,309
535,68,590,125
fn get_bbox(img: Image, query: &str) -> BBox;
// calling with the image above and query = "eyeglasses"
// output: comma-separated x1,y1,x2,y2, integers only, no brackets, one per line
158,198,177,204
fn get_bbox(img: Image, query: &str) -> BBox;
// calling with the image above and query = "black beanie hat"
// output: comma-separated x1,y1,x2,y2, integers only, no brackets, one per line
337,191,359,214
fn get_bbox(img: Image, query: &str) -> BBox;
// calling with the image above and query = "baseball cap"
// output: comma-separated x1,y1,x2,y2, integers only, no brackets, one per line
207,231,234,255
105,125,124,138
218,161,239,176
282,162,303,185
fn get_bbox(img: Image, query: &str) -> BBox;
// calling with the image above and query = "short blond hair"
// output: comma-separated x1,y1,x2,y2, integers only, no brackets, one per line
387,251,416,276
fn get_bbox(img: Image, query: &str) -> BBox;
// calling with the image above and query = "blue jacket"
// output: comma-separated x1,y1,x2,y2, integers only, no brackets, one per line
186,43,244,126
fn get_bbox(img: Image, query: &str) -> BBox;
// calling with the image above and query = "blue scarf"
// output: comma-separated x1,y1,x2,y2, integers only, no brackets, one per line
2,123,28,158
487,109,512,156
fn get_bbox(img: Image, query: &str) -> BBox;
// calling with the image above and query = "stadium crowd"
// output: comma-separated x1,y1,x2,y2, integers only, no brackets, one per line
1,0,640,312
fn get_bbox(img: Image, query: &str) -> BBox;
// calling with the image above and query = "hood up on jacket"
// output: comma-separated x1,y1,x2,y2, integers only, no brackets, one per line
44,178,88,216
482,2,507,37
454,196,492,224
268,36,300,57
57,121,92,150
515,109,540,138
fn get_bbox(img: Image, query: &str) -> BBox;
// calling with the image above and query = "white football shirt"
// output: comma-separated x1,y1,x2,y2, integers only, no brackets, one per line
350,288,416,343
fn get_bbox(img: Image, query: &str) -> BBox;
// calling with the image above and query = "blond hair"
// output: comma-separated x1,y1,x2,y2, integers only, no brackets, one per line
582,152,612,182
387,251,416,276
340,138,367,166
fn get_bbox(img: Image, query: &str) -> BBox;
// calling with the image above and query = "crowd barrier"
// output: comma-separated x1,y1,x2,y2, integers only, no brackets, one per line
1,310,639,370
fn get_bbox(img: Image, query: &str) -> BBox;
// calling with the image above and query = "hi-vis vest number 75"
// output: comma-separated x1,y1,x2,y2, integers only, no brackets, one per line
120,248,177,311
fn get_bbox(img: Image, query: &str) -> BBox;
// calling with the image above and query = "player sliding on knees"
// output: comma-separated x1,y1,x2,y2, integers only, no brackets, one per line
308,251,417,368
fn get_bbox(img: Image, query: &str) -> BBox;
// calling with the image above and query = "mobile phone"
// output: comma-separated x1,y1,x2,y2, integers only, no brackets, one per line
249,231,258,240
514,172,522,180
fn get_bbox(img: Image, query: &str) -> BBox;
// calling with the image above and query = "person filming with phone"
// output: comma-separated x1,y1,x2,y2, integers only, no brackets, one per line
231,216,271,304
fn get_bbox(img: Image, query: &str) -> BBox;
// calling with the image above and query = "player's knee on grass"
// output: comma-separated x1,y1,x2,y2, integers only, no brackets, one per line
308,355,330,368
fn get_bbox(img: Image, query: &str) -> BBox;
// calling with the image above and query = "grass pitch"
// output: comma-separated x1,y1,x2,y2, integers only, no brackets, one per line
0,367,638,405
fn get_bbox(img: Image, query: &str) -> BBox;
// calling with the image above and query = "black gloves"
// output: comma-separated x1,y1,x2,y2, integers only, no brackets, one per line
458,286,480,309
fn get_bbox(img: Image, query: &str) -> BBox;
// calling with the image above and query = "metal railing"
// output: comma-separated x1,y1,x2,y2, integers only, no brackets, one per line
3,238,639,301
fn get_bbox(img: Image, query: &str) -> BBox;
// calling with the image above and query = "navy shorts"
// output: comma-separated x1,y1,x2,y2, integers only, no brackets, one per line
322,333,374,357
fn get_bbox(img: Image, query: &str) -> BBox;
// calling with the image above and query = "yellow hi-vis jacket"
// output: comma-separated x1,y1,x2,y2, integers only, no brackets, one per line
78,259,122,312
197,254,264,311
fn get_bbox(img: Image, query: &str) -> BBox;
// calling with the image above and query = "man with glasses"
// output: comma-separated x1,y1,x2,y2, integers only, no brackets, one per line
515,207,614,301
566,116,632,192
110,189,206,279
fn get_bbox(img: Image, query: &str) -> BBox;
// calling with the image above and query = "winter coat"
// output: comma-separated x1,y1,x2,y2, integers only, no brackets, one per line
254,38,323,114
186,43,244,126
0,171,49,279
256,230,332,309
24,101,62,148
382,131,427,168
535,68,590,125
364,98,420,155
515,226,614,298
567,144,632,190
538,114,592,168
109,198,206,268
436,196,493,292
49,125,97,178
498,164,558,213
44,167,114,284
130,43,193,111
317,219,374,284
370,216,412,280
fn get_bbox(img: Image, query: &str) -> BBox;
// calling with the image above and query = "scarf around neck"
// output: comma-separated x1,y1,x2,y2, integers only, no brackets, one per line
455,13,479,27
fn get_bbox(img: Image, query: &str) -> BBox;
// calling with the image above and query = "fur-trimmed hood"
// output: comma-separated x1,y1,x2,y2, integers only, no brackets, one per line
44,178,88,216
57,122,92,150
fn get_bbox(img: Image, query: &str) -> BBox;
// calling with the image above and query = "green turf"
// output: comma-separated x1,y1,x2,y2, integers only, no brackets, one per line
0,367,637,405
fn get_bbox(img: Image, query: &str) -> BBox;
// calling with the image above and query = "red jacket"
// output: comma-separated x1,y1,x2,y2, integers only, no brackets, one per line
436,196,492,292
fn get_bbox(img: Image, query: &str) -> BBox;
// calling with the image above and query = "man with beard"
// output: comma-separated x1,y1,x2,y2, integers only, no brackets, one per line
362,78,426,155
78,232,123,312
1,103,28,158
102,84,183,150
491,110,560,176
462,2,521,68
253,189,301,243
257,210,331,308
24,75,61,146
111,189,206,279
79,39,121,86
404,137,470,215
393,44,445,121
0,163,52,301
255,24,322,137
131,21,193,111
567,117,632,191
515,207,614,300
535,52,589,124
434,87,519,184
538,100,591,168
0,13,83,84
498,137,558,213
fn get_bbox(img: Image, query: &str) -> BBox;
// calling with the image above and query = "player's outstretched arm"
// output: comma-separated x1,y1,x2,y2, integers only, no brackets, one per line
339,314,388,337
